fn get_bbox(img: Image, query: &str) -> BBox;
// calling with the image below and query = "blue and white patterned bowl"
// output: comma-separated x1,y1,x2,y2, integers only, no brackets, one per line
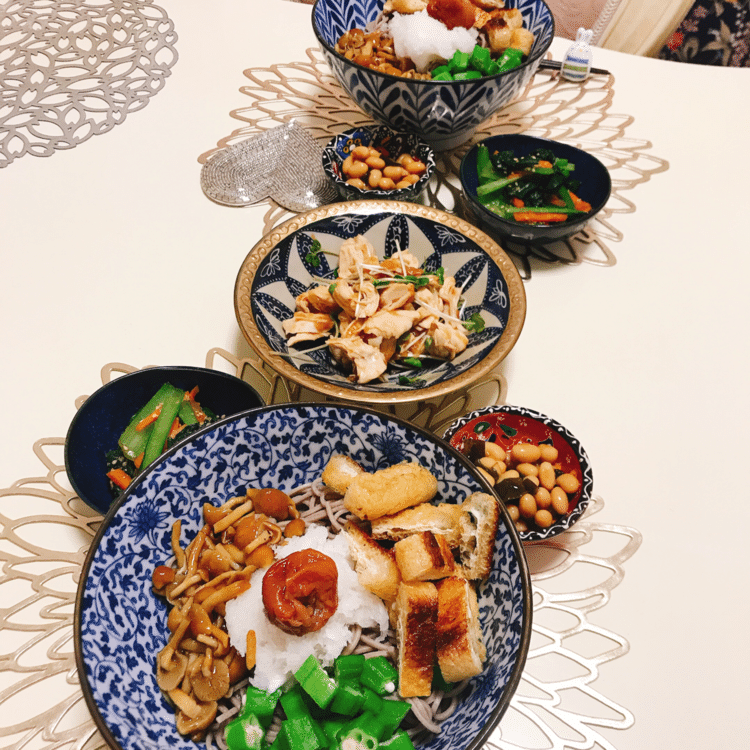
322,125,436,202
75,403,532,750
443,404,594,542
312,0,555,150
234,201,526,404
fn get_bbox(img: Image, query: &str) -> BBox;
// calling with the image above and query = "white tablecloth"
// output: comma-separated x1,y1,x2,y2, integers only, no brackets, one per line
1,2,749,748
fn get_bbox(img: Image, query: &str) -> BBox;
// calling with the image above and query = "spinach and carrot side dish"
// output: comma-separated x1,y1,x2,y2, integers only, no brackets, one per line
474,144,592,225
105,383,216,495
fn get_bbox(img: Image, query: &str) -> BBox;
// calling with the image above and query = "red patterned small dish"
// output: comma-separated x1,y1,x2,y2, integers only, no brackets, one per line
443,404,593,542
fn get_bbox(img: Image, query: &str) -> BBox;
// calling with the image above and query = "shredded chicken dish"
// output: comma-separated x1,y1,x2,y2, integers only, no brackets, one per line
282,235,478,384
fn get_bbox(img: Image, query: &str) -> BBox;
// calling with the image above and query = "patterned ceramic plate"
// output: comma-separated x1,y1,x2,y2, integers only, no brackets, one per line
234,202,526,404
75,403,532,750
443,404,594,542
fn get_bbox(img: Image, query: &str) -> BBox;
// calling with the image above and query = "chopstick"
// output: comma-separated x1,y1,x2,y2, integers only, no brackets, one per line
539,59,611,76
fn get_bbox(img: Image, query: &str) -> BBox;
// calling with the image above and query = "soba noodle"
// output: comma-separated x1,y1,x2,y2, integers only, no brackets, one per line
164,476,468,748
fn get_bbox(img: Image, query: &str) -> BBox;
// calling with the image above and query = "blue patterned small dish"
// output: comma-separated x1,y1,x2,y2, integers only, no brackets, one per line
64,366,264,515
75,403,532,750
443,404,593,542
312,0,555,150
234,201,526,404
322,125,436,203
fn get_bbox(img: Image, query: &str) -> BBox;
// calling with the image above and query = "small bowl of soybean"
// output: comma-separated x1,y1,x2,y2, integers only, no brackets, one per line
322,125,436,203
443,404,593,542
459,134,612,246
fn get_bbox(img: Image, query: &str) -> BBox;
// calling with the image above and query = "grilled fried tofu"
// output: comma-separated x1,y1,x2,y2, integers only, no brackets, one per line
395,581,438,698
458,492,500,580
370,502,463,546
394,531,456,581
343,521,402,603
343,462,439,521
436,577,486,682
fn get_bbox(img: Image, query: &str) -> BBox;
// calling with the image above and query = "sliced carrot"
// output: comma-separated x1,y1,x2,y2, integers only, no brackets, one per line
107,468,132,490
135,405,162,431
550,195,566,207
511,197,525,208
569,191,592,212
536,160,553,169
186,389,207,424
168,417,182,440
133,452,144,469
514,212,569,224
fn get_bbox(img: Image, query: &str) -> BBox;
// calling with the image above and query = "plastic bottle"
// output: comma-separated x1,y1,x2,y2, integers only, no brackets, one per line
561,28,593,82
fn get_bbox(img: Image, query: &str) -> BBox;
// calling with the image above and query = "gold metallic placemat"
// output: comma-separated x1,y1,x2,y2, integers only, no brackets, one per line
0,349,641,750
199,48,668,278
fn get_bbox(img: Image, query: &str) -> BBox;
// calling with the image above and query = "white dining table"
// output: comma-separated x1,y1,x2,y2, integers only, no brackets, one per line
1,2,749,750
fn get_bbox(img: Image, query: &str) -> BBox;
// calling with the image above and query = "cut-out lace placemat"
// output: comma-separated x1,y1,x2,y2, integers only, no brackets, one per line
0,0,178,168
0,349,641,750
198,48,668,278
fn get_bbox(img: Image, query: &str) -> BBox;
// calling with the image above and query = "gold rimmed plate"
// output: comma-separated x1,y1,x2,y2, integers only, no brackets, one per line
234,201,526,404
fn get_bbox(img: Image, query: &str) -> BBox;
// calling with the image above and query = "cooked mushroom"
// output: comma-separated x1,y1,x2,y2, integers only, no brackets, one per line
174,700,218,737
192,653,230,702
153,494,299,738
225,647,248,684
155,650,188,692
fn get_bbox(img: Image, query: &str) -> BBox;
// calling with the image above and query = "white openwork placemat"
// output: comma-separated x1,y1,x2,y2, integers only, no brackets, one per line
0,349,641,750
0,0,178,168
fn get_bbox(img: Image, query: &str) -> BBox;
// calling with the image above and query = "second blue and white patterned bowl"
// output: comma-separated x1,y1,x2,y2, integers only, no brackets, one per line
233,201,526,404
75,403,533,750
312,0,555,150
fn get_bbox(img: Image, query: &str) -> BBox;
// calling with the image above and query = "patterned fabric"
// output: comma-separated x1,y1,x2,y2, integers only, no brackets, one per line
658,0,750,66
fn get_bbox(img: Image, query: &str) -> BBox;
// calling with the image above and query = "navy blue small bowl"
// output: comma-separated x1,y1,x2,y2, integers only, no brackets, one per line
460,134,612,245
322,125,435,203
64,366,264,514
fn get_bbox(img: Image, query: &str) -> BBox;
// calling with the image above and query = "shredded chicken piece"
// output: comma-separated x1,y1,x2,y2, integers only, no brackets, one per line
430,321,470,360
338,235,379,280
333,279,379,319
363,309,421,340
296,285,338,314
328,337,389,383
282,312,334,345
283,235,478,383
438,277,462,319
379,282,416,311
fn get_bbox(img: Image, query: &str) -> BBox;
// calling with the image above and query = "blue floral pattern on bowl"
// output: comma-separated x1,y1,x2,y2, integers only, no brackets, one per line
322,125,436,202
234,203,526,405
312,0,555,150
75,404,531,750
443,404,594,541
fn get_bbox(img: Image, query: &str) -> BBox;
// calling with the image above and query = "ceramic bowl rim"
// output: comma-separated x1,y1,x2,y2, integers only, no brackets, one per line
233,200,527,404
442,402,594,542
63,365,264,514
73,401,534,750
311,0,556,86
459,133,613,243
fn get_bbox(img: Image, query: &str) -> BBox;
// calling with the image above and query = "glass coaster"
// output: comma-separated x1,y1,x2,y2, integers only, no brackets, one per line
200,121,338,211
